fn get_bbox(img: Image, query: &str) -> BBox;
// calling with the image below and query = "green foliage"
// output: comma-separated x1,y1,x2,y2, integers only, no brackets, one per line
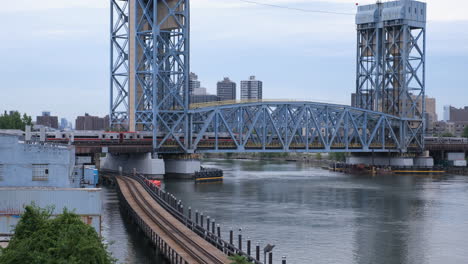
259,152,287,158
329,152,346,162
316,153,322,160
440,132,454,138
229,254,253,264
0,111,32,131
0,205,115,264
463,126,468,138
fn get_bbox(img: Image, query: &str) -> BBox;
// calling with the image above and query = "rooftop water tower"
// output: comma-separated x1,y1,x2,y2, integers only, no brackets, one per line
110,0,190,151
355,0,426,150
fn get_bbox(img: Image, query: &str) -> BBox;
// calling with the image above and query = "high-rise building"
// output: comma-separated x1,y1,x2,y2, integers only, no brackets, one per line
351,93,358,107
241,76,262,100
75,114,110,131
60,118,71,130
189,72,201,94
36,111,58,129
192,87,207,96
444,105,451,121
217,77,236,101
448,106,468,122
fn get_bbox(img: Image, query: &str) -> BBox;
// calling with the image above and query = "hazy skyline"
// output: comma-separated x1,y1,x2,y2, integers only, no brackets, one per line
0,0,466,121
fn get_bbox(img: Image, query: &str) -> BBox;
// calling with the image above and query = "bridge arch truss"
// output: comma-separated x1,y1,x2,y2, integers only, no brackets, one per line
157,102,421,153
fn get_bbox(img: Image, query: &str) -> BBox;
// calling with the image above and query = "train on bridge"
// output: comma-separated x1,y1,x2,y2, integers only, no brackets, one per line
27,130,407,151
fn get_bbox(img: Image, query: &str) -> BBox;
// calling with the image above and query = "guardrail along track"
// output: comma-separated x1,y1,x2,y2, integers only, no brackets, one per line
116,176,229,264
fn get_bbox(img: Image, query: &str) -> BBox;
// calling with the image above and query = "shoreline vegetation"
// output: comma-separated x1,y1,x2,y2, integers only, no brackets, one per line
0,205,115,264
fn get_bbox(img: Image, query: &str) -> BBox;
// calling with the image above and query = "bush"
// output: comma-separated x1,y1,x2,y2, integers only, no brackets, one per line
229,254,253,264
0,205,115,264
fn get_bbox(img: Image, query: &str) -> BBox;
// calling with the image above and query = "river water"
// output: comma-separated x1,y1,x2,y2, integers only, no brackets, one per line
102,159,468,264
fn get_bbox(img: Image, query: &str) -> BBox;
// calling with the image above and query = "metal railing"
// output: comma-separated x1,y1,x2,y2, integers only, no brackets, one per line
129,172,285,264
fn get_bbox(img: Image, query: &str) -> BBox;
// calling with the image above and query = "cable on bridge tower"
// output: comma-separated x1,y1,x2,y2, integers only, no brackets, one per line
238,0,355,16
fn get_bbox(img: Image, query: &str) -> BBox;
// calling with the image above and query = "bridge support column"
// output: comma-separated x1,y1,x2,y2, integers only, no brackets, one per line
100,153,165,178
346,153,434,168
163,154,201,179
346,154,414,167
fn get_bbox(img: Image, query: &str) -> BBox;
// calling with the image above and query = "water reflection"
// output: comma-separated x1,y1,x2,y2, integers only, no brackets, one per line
164,159,468,264
101,159,468,264
101,187,168,264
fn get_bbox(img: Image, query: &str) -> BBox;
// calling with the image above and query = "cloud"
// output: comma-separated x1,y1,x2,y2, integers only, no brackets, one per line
0,0,107,12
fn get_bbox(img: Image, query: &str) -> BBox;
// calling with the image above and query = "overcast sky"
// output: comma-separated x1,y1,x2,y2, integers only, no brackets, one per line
0,0,466,122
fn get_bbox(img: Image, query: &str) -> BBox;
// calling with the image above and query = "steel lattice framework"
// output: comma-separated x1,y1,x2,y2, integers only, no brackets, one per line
179,102,411,153
110,0,130,130
356,0,426,151
110,0,426,154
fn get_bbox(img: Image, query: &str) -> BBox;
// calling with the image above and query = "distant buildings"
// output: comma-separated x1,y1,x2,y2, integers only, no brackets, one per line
432,121,468,137
60,118,72,130
411,95,437,132
190,94,220,104
189,72,219,104
36,111,58,129
189,72,201,94
443,105,451,121
217,77,236,101
75,114,109,131
187,73,263,103
351,93,358,107
431,105,468,137
241,76,263,100
445,106,468,122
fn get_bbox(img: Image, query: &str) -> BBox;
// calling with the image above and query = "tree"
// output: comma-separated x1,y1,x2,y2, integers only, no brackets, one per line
463,126,468,138
440,132,454,138
0,205,115,264
229,255,253,264
0,111,32,131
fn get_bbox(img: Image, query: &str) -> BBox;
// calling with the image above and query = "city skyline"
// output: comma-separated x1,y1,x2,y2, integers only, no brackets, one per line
0,0,466,121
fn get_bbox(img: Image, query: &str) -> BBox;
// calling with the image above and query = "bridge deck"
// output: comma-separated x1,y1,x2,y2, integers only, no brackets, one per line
116,176,230,264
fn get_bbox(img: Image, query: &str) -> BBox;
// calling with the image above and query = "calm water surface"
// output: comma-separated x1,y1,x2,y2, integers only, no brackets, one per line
102,159,468,264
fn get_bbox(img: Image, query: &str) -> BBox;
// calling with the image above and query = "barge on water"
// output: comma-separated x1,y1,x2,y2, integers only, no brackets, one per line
329,163,446,176
194,167,223,183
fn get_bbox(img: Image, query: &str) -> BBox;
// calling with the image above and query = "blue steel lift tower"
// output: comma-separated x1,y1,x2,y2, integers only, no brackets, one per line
356,0,426,151
111,0,190,152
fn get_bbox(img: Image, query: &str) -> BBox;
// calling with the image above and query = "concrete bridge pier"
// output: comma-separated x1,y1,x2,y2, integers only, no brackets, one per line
346,152,434,168
100,153,165,179
163,154,201,179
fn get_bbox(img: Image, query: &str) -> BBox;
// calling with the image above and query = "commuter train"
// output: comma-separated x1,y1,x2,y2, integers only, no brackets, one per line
424,137,468,144
28,131,468,146
30,131,236,145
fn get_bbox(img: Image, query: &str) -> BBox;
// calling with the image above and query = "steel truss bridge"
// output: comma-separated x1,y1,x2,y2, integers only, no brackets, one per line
109,0,426,155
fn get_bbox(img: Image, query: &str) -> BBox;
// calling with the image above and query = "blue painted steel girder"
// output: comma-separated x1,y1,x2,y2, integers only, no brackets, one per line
155,101,414,154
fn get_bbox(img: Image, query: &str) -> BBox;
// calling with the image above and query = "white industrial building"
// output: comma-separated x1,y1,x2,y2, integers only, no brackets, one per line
0,133,102,240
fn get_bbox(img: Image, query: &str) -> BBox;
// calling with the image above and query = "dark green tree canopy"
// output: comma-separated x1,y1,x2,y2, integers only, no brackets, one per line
440,132,455,138
0,205,115,264
463,126,468,138
0,111,32,131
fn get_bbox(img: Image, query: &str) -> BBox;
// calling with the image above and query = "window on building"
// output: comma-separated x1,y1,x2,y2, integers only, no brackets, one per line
32,164,49,181
0,164,4,181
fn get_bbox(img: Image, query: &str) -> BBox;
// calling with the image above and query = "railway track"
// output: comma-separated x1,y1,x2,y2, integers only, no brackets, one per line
117,176,229,264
